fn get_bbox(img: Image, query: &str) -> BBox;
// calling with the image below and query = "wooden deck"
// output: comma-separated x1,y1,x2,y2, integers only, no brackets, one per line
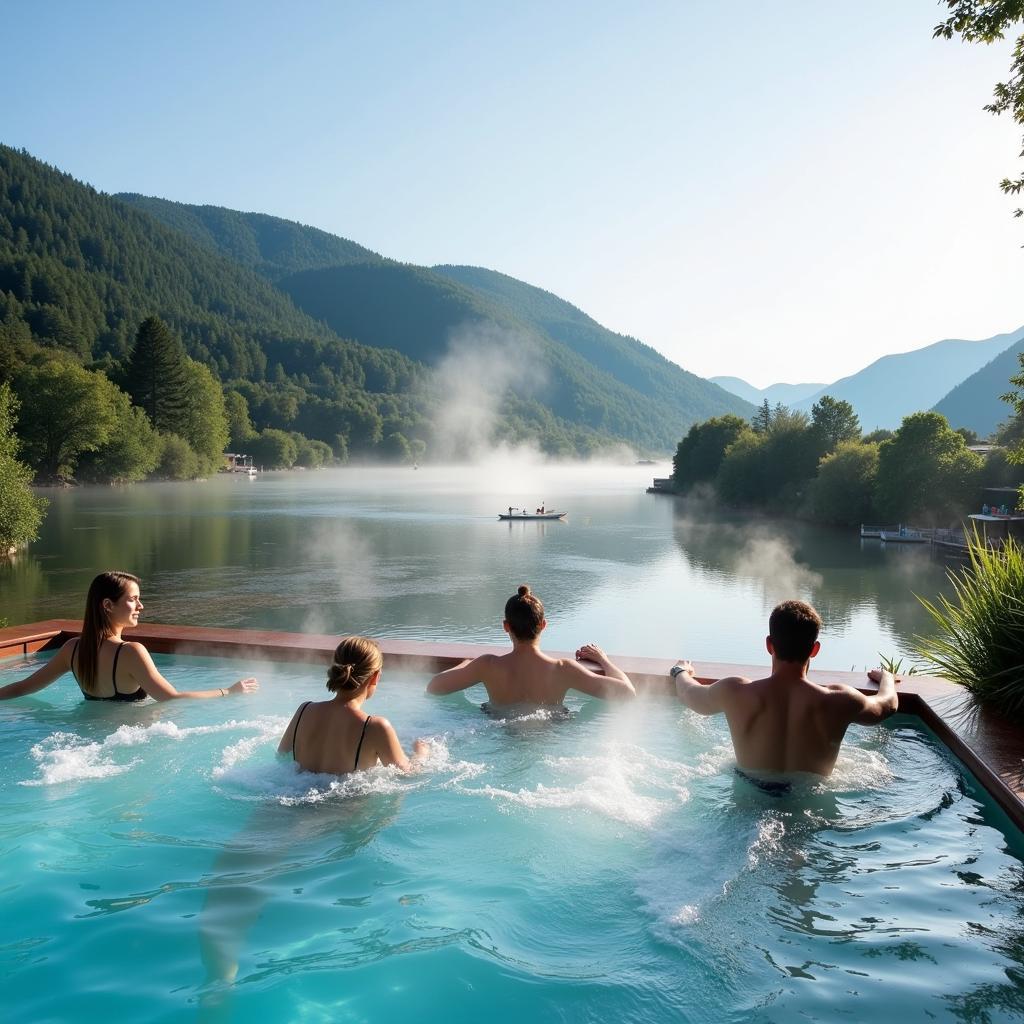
3,619,1023,830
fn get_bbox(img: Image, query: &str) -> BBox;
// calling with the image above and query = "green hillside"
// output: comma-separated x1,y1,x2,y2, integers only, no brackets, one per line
119,194,752,450
278,260,740,451
932,335,1024,436
0,146,620,458
116,193,381,280
433,264,747,421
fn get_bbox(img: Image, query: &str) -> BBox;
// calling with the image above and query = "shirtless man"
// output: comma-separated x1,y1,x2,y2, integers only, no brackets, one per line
671,599,897,782
426,584,635,710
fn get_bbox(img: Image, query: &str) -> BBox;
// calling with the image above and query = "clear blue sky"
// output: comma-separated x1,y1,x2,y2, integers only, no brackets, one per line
3,0,1020,386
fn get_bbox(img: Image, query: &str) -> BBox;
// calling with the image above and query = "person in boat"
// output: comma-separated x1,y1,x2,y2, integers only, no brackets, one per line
0,571,259,703
426,584,635,711
670,599,897,788
279,635,428,773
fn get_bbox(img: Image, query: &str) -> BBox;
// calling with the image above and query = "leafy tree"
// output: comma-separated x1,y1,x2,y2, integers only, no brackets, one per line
247,428,298,469
179,359,229,474
154,432,200,480
13,360,119,479
810,441,879,526
863,428,894,444
224,390,254,448
293,435,333,468
76,389,160,484
875,412,984,523
717,419,823,511
935,1,1024,215
955,425,981,445
124,316,190,434
1001,349,1024,507
380,431,412,462
672,415,749,490
810,395,861,453
0,383,47,551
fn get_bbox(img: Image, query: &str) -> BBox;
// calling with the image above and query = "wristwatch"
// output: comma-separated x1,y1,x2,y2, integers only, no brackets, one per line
670,665,688,679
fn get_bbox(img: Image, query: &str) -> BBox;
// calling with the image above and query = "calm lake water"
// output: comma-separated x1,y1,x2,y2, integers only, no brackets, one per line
1,462,955,672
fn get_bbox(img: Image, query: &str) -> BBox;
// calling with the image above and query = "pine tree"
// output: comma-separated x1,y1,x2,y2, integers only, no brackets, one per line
125,315,190,434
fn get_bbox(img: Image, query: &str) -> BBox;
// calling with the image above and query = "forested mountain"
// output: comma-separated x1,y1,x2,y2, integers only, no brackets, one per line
0,145,413,387
932,335,1024,436
433,265,745,422
117,195,752,449
116,193,381,280
1,144,751,460
791,328,1024,430
277,260,749,451
709,376,824,407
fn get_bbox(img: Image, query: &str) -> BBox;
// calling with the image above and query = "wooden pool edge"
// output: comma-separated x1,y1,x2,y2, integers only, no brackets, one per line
3,619,1022,829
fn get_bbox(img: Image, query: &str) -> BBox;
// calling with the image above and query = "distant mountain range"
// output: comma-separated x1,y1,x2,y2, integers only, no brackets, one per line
709,377,824,408
713,328,1024,433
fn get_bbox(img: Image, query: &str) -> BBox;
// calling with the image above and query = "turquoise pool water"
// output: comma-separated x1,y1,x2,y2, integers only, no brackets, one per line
2,652,1024,1023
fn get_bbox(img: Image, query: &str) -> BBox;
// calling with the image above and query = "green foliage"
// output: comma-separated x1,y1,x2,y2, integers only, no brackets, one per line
180,359,230,474
224,390,254,447
13,360,120,479
875,412,984,524
248,428,298,469
915,530,1024,721
810,441,880,526
76,388,159,484
935,1,1024,215
154,433,200,480
751,399,773,434
863,428,894,444
878,654,919,677
810,395,861,453
292,435,333,468
672,415,749,490
124,316,190,434
717,420,823,511
0,383,47,551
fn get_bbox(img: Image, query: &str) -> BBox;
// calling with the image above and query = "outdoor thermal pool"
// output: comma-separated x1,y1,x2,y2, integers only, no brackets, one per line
2,651,1024,1023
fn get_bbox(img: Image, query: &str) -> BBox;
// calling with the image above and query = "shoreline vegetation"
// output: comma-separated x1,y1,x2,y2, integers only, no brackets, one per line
668,393,1024,529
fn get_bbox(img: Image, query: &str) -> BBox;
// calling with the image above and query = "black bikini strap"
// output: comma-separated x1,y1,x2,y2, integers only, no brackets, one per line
354,715,372,770
111,643,125,694
292,702,312,760
71,639,81,685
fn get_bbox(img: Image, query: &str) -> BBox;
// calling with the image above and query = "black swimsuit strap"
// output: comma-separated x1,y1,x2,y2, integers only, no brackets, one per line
111,642,125,694
353,715,372,771
292,702,312,760
71,639,81,686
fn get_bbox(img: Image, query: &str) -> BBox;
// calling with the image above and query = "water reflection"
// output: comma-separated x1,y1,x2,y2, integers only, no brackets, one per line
1,469,957,667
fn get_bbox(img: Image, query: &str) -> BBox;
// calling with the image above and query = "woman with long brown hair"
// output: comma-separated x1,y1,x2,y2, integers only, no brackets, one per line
0,571,259,702
279,635,427,774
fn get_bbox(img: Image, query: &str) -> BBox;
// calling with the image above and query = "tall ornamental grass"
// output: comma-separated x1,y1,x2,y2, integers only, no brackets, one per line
914,531,1024,721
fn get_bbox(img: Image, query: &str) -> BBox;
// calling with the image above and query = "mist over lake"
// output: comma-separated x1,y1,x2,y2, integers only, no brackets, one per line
2,463,954,672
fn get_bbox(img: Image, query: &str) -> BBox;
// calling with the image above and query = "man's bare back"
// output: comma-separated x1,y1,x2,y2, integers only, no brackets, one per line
672,600,898,779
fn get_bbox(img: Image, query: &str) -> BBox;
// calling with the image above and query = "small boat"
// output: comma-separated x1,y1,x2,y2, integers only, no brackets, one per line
498,511,567,521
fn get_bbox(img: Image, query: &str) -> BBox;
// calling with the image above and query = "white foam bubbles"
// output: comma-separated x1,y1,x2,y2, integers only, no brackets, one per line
21,717,285,788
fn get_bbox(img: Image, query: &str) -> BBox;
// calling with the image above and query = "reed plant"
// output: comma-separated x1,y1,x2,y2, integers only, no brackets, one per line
914,531,1024,721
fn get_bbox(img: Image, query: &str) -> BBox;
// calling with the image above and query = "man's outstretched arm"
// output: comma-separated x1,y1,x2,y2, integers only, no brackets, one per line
671,660,740,716
849,668,899,724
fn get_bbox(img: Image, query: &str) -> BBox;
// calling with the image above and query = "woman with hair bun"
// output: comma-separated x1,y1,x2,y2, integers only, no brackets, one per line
279,636,428,774
0,571,259,703
426,584,635,711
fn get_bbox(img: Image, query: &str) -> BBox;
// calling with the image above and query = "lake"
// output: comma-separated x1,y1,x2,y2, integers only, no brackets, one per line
1,461,955,673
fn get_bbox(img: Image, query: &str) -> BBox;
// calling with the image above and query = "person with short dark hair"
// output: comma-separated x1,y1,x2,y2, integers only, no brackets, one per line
671,599,897,784
426,584,635,712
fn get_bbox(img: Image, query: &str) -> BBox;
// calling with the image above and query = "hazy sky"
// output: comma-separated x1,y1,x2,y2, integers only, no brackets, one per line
4,1,1021,386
